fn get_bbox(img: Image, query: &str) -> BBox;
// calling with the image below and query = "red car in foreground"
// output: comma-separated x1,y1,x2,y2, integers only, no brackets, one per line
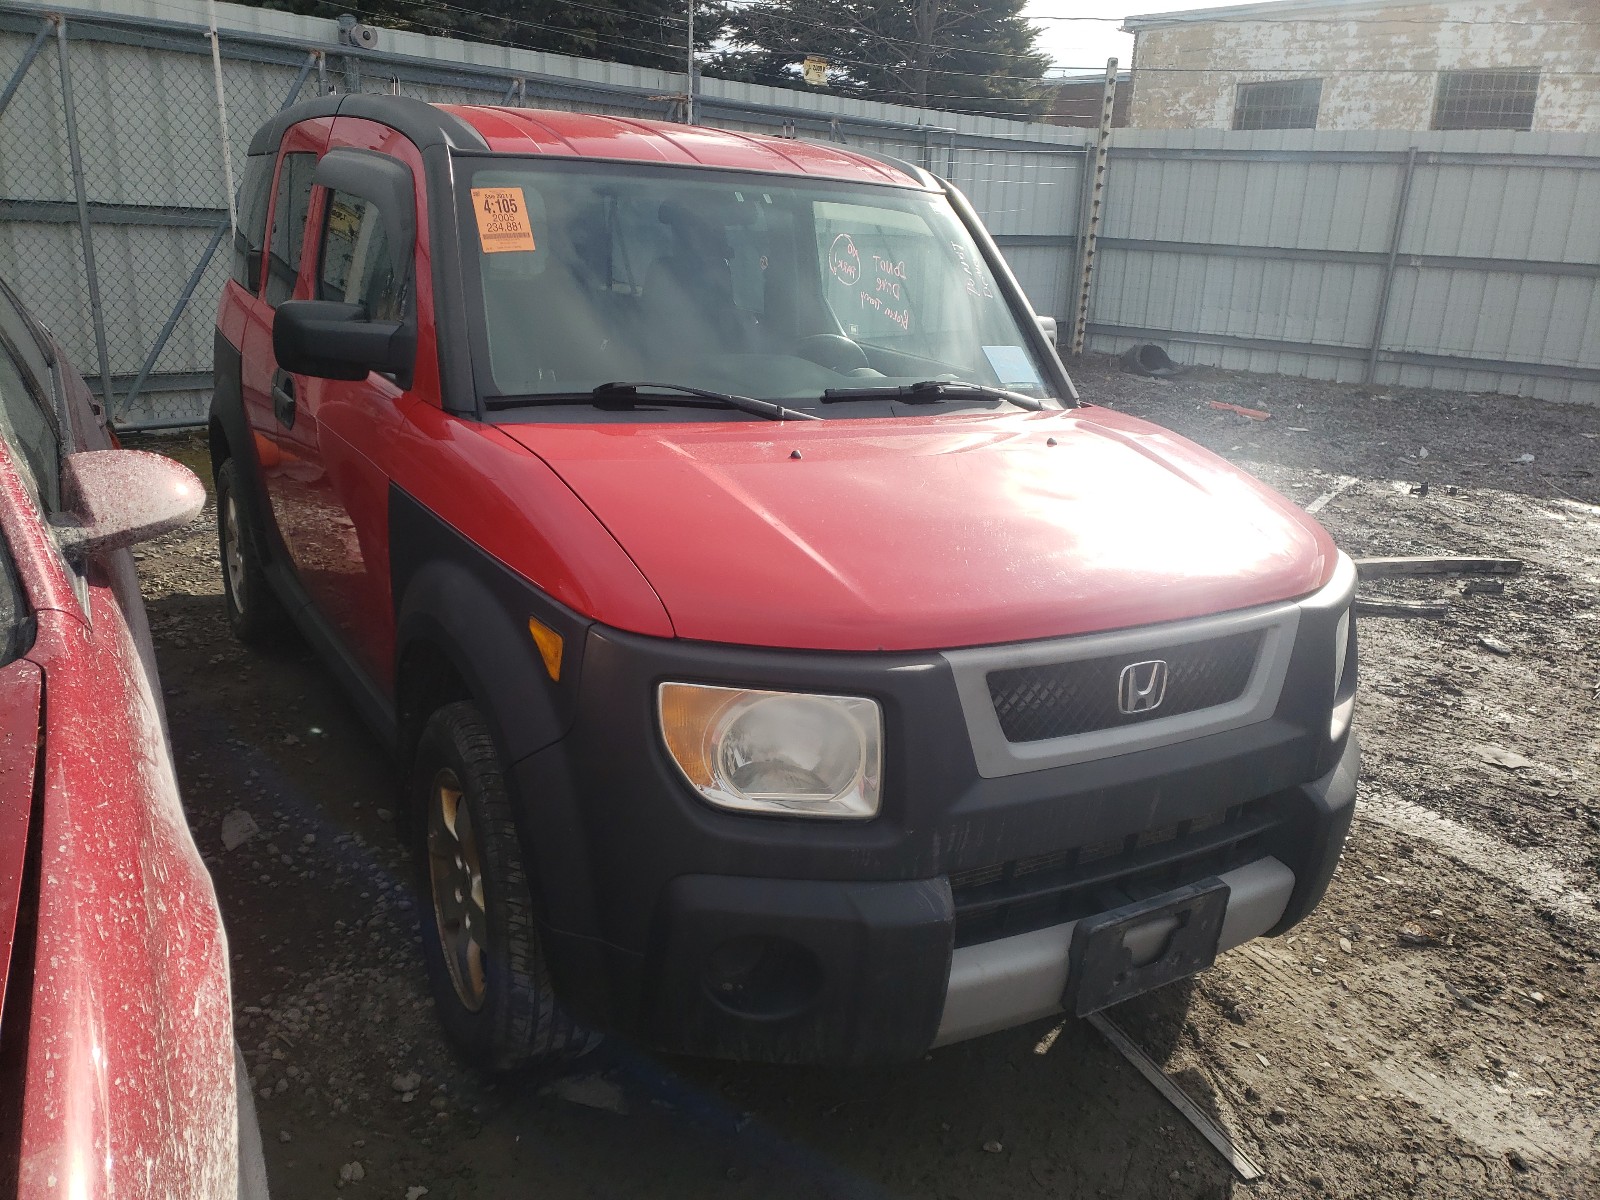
0,278,266,1196
213,98,1358,1070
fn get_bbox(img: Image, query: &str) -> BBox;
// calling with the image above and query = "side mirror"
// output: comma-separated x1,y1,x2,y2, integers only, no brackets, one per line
51,449,205,562
1036,315,1058,348
273,300,416,383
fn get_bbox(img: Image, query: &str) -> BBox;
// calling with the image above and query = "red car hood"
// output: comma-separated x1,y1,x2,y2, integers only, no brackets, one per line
500,407,1338,651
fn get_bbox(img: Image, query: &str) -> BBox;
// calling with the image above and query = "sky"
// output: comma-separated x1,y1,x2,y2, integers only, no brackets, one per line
1023,0,1225,76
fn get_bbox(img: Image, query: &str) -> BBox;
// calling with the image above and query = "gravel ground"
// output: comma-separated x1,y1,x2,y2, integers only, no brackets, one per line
131,358,1599,1199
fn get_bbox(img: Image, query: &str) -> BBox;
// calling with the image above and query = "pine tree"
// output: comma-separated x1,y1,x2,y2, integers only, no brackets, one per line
712,0,1050,117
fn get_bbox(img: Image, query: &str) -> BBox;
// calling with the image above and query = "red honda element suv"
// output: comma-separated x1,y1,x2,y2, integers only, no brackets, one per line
212,97,1359,1069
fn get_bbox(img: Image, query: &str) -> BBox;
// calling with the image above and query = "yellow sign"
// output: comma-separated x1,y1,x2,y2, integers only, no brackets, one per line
470,186,536,253
802,56,828,87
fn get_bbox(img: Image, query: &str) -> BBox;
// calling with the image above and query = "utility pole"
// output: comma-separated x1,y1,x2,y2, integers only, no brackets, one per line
911,0,939,109
685,0,695,124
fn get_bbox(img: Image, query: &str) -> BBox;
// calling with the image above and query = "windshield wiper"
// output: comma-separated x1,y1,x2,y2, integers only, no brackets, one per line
821,380,1046,412
486,381,821,422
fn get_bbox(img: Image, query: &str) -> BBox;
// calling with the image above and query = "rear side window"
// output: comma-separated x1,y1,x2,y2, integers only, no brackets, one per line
232,153,274,294
318,190,407,321
265,152,317,307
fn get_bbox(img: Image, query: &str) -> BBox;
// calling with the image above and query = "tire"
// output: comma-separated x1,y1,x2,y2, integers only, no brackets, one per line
411,700,597,1070
215,458,293,647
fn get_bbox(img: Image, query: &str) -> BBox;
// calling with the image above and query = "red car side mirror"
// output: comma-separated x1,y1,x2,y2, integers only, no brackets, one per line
51,449,205,562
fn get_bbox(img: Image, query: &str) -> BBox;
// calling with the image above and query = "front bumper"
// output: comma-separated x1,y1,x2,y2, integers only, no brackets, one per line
508,563,1358,1063
523,706,1358,1063
644,737,1355,1062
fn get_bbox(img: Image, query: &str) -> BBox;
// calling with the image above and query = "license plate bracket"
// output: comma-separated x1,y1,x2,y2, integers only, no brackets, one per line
1065,879,1230,1017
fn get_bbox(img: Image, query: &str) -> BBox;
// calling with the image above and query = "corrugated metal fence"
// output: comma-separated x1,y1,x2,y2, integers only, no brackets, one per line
0,0,1091,427
1,1,1595,426
1090,129,1600,405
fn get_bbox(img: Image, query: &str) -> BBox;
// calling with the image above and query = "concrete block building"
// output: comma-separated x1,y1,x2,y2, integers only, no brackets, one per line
1124,0,1600,132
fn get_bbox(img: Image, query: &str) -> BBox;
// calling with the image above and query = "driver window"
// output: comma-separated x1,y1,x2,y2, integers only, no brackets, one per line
265,152,317,308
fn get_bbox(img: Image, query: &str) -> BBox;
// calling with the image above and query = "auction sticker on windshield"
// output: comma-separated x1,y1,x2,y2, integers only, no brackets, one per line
471,187,536,253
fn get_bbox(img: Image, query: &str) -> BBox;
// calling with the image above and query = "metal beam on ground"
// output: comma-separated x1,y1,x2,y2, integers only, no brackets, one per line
1088,1012,1264,1183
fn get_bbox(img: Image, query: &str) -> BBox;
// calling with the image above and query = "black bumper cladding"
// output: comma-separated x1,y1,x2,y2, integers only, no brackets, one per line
513,595,1358,1063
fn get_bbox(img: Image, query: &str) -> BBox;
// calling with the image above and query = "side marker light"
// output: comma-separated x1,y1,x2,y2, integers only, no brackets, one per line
528,618,563,681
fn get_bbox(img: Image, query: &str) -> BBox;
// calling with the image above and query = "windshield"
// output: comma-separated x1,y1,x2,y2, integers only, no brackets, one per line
457,158,1063,416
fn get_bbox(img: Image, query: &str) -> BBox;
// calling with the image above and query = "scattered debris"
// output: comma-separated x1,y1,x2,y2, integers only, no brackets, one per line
221,808,259,851
1354,556,1523,579
1398,923,1442,947
547,1074,629,1115
1119,343,1184,378
406,1189,430,1200
1461,579,1504,597
1207,400,1271,420
1444,981,1481,1012
1409,480,1430,497
1305,475,1359,514
1473,744,1533,771
982,1140,1004,1154
1510,453,1536,464
339,1161,365,1183
1478,635,1514,655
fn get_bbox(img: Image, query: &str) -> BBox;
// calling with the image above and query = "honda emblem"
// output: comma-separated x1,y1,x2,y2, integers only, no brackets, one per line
1117,660,1169,715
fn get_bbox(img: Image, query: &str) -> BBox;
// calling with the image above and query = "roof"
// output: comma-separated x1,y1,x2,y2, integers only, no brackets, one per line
249,95,926,188
1125,0,1417,31
439,106,923,186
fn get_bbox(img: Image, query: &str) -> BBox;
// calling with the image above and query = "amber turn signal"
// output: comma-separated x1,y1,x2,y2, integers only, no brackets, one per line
527,617,564,681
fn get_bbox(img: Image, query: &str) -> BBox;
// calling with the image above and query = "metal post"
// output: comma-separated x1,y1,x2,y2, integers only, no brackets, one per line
207,0,237,237
55,18,117,416
0,19,52,123
315,50,328,96
684,0,695,125
1069,58,1118,357
282,53,316,109
1365,145,1419,385
120,223,227,417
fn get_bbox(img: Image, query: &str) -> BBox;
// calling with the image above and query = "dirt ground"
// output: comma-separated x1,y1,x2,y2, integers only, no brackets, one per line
130,357,1599,1199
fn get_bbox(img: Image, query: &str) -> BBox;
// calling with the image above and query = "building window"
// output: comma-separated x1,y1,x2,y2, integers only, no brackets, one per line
1433,70,1539,131
1233,79,1322,130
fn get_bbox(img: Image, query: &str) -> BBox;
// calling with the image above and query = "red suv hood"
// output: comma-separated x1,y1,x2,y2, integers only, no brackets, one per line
500,408,1337,652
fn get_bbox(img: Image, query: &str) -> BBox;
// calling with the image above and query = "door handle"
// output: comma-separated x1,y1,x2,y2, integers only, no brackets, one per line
272,373,296,428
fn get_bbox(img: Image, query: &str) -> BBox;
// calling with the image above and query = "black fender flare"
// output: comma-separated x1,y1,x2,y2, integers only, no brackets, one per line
389,489,604,978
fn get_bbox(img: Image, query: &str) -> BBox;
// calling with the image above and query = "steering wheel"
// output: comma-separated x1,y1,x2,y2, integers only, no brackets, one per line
794,334,870,373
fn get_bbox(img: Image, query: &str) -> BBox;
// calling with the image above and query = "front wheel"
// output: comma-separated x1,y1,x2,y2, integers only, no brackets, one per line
215,458,293,647
411,700,596,1069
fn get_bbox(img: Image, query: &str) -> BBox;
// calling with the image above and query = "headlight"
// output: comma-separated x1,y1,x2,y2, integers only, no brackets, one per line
657,683,882,819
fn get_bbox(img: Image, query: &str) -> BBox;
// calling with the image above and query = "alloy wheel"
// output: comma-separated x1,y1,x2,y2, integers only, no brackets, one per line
427,768,489,1012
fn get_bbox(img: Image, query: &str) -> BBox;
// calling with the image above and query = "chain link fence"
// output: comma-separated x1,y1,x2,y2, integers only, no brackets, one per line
0,2,1090,430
